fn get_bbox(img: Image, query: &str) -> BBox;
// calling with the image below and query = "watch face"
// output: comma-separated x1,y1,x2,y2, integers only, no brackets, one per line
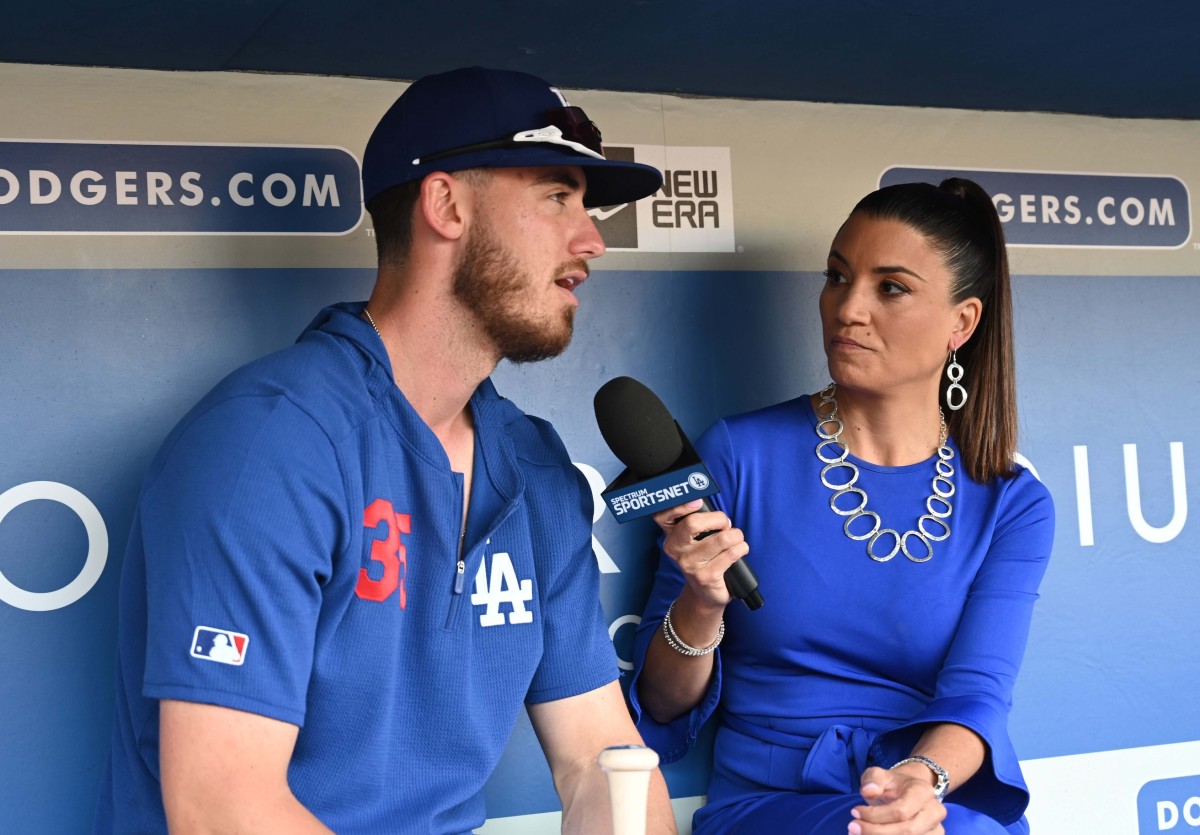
934,777,949,801
925,760,950,801
895,756,949,801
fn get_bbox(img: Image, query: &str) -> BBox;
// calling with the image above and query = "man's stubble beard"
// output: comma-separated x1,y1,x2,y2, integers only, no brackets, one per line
452,217,579,365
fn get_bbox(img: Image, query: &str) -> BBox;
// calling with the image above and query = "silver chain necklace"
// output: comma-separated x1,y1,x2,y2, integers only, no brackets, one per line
814,383,955,563
363,307,384,339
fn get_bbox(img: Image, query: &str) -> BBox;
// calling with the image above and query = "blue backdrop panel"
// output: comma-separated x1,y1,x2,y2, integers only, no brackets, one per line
2,266,1198,829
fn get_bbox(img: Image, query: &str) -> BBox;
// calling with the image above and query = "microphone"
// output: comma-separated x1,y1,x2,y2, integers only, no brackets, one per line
598,745,659,835
593,376,763,610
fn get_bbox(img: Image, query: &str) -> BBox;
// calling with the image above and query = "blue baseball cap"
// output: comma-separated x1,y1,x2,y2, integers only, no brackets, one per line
362,67,664,209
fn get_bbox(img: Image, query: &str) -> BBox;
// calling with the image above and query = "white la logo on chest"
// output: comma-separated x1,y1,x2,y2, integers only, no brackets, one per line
471,551,534,626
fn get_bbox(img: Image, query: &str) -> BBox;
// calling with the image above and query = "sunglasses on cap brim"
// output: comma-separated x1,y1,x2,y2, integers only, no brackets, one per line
411,106,605,166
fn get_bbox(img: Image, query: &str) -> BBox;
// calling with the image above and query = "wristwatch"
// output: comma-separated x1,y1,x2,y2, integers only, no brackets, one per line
890,756,950,802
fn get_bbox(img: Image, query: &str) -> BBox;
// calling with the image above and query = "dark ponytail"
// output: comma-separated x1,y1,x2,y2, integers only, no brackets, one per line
850,177,1017,482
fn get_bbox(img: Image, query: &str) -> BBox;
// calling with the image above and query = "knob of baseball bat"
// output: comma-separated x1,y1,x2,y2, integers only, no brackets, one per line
598,744,660,835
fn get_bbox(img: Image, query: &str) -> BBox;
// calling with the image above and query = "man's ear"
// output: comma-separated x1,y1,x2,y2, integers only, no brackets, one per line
417,171,473,242
950,296,983,350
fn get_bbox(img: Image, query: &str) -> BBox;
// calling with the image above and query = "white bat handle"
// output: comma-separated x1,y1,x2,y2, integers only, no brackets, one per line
599,745,660,835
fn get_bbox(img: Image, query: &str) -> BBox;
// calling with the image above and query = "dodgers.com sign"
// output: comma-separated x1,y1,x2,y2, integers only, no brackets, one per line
881,166,1190,248
1138,774,1200,833
0,140,362,234
602,464,720,523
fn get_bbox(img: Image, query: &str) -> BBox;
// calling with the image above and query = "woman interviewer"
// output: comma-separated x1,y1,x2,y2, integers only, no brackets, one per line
630,178,1054,835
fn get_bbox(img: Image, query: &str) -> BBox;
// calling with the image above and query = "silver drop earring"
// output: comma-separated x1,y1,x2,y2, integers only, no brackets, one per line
945,350,968,411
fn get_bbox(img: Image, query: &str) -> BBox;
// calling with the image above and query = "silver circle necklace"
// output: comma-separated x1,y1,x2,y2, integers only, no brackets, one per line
813,383,955,563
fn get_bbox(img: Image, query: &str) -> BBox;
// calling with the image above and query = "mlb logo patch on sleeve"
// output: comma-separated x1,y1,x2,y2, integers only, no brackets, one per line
190,626,249,666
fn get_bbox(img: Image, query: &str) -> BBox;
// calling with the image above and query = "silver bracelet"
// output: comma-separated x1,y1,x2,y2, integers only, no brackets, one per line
661,599,724,657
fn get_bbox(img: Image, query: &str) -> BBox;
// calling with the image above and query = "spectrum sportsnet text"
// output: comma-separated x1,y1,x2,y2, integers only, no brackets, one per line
0,139,362,234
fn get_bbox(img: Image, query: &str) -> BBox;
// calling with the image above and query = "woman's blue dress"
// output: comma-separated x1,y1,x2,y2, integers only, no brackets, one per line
630,396,1055,833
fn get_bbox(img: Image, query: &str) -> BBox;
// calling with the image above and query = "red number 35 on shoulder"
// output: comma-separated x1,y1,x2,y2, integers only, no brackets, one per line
356,498,410,608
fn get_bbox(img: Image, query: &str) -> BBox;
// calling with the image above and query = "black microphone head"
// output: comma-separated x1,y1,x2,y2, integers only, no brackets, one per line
593,376,685,477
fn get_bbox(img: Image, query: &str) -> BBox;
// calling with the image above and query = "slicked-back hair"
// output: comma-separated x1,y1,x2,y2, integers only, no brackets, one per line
850,178,1017,483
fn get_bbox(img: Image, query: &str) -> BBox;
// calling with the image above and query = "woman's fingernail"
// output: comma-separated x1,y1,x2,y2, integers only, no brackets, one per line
850,808,861,819
848,823,862,835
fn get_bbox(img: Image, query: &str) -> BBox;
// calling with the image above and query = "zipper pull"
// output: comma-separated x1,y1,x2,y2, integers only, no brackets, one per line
453,523,467,595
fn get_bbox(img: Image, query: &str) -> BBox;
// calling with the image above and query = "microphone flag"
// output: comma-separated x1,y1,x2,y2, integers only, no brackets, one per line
600,424,720,523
